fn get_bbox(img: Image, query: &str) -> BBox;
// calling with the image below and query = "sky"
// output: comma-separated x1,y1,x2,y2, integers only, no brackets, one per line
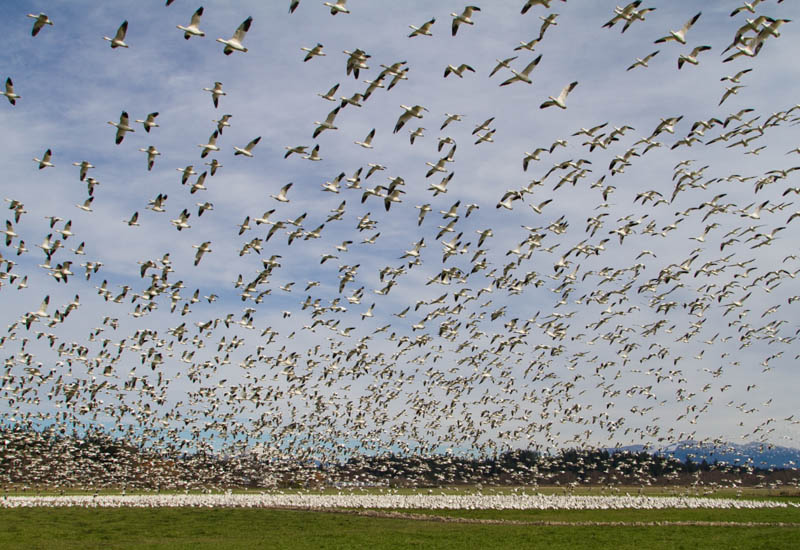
1,0,799,461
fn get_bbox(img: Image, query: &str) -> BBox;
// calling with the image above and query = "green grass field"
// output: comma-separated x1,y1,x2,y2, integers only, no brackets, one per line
1,505,799,550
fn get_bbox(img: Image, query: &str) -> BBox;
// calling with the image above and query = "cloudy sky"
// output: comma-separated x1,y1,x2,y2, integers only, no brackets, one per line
1,0,799,459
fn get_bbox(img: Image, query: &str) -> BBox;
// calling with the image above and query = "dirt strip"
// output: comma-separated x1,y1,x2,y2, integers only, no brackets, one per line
283,507,800,527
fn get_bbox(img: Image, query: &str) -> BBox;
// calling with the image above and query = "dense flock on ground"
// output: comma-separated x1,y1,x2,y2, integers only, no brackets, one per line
1,0,799,489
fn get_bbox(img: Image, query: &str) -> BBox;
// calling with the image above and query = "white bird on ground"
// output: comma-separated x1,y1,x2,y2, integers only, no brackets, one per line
135,112,160,132
217,16,252,55
27,13,53,36
108,111,135,144
33,149,54,169
2,77,20,105
177,7,205,39
540,81,578,109
233,136,261,157
203,81,226,108
654,12,701,45
103,20,129,48
451,6,480,36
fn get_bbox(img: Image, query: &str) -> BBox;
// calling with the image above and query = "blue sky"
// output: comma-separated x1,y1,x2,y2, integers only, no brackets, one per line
1,0,799,459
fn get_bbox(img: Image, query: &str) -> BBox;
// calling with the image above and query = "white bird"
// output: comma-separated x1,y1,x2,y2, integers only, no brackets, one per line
139,145,161,171
626,50,659,71
354,128,376,149
125,211,140,226
217,16,252,55
271,182,293,202
409,18,436,37
500,54,542,86
33,149,54,169
27,13,53,37
317,83,340,101
394,104,428,134
177,165,197,184
302,43,325,62
177,7,205,39
521,0,553,14
678,45,711,69
103,20,129,48
72,161,94,181
489,55,518,77
313,107,340,138
654,12,701,45
540,81,578,109
2,77,20,105
324,0,350,15
233,136,261,157
135,112,160,132
213,114,232,134
198,131,220,158
108,111,135,144
303,144,322,161
193,242,212,266
203,81,226,108
451,6,480,36
444,64,475,78
170,209,191,230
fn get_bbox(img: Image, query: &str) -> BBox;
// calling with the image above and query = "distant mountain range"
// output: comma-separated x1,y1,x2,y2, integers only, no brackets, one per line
611,441,800,470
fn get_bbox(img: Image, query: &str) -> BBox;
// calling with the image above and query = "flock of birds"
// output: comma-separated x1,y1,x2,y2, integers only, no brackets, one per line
1,0,800,478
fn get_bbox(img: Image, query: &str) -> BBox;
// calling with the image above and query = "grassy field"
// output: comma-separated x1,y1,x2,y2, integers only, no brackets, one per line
1,505,798,550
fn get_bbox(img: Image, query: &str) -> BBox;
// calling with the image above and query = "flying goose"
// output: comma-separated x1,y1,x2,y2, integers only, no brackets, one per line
2,77,20,105
393,104,427,133
451,6,480,36
540,81,578,109
233,136,261,157
139,145,161,170
654,12,701,45
27,13,53,37
33,148,54,169
443,64,475,78
499,54,542,86
354,128,376,148
177,7,205,39
198,131,220,158
108,111,135,144
103,20,129,48
409,18,435,37
135,112,160,132
324,0,350,15
203,81,226,108
677,45,711,69
217,16,252,54
626,50,659,71
271,182,293,202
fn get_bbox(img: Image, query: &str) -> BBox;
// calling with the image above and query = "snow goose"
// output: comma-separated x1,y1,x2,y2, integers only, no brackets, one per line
451,6,480,36
139,145,161,170
108,111,135,144
72,161,94,181
499,54,541,86
217,16,252,55
27,13,53,37
271,182,293,202
677,45,711,69
33,148,54,169
135,112,160,132
354,128,376,149
203,81,226,108
233,136,261,157
198,131,220,158
443,64,475,78
626,50,659,71
213,114,232,134
654,12,701,45
2,77,20,105
540,81,578,109
324,0,350,15
177,7,205,39
409,18,435,37
103,20,129,48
